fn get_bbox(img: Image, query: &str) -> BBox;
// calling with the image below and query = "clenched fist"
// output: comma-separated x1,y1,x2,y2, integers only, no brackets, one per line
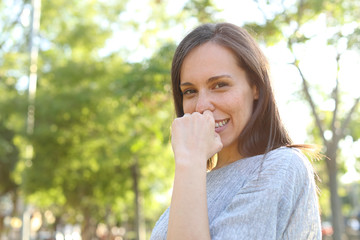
171,110,223,169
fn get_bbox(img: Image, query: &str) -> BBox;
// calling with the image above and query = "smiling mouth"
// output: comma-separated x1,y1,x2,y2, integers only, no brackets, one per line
215,119,229,128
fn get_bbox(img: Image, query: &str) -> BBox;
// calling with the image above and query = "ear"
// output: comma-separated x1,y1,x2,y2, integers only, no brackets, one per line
252,85,259,100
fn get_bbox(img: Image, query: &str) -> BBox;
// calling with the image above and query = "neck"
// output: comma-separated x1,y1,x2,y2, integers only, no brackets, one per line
214,143,242,170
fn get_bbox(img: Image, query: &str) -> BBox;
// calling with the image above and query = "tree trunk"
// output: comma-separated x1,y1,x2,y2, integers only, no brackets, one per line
325,143,344,240
81,209,96,240
0,215,4,236
52,216,60,240
81,215,90,240
131,157,146,240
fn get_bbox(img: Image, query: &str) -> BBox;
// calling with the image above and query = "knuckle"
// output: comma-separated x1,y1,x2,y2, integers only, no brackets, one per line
192,112,201,117
172,118,181,126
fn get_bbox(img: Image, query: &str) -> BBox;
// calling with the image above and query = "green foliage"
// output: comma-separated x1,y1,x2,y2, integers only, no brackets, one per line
244,21,282,46
19,1,180,235
348,110,360,141
0,0,182,237
0,123,19,196
184,0,219,23
0,0,29,205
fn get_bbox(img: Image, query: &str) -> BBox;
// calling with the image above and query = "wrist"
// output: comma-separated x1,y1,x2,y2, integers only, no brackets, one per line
174,154,208,171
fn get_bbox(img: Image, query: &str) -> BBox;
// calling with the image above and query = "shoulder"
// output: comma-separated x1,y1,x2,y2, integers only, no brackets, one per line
255,147,315,190
268,148,322,237
264,147,314,176
265,147,318,202
265,146,308,163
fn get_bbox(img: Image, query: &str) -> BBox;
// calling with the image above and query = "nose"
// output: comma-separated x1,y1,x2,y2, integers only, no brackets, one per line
195,92,215,114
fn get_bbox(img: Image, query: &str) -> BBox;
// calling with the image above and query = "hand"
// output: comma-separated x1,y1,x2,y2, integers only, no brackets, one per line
171,110,223,168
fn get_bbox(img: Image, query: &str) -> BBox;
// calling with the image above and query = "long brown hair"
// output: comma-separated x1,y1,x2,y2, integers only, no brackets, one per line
171,23,293,160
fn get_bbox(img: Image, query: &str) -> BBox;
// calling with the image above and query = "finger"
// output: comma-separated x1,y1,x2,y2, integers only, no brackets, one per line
203,110,214,120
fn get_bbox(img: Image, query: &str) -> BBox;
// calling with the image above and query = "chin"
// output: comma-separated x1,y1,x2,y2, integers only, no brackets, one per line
219,138,231,148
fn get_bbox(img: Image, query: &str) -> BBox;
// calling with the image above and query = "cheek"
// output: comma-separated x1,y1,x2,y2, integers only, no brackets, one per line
182,100,194,113
229,94,254,120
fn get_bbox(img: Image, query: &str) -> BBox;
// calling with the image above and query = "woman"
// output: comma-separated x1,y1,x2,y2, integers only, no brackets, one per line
151,23,321,240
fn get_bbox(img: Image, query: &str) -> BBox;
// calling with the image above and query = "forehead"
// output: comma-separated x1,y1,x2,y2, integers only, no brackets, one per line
180,42,240,83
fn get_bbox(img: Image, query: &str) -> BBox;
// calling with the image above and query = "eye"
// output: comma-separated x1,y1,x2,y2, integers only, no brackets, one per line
182,89,196,95
214,82,228,89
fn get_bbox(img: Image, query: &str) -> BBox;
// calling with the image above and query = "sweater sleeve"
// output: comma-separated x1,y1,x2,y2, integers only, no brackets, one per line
209,149,321,240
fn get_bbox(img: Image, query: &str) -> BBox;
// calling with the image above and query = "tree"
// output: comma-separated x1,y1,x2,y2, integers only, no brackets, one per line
245,0,360,239
0,123,20,234
18,0,177,239
0,0,30,235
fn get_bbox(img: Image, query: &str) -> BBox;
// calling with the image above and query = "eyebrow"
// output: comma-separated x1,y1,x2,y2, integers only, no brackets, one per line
180,74,232,87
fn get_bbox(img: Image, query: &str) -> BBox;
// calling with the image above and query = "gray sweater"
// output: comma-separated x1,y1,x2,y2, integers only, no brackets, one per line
150,147,322,239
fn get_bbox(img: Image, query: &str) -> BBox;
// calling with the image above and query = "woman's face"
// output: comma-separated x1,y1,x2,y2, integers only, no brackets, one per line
180,42,258,156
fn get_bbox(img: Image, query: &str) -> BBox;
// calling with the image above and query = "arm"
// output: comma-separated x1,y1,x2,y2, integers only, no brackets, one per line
167,111,222,240
167,157,210,240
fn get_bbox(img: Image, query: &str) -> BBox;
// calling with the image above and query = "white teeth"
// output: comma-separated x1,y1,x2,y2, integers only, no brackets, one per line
215,119,228,128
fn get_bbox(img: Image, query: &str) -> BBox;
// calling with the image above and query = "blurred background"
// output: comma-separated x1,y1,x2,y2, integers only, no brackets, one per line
0,0,359,239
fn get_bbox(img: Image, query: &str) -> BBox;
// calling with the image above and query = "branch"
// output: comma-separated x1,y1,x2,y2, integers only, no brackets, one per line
253,0,268,22
297,0,305,24
286,4,325,144
280,0,291,24
338,97,360,141
292,61,327,144
330,53,341,134
0,1,26,51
